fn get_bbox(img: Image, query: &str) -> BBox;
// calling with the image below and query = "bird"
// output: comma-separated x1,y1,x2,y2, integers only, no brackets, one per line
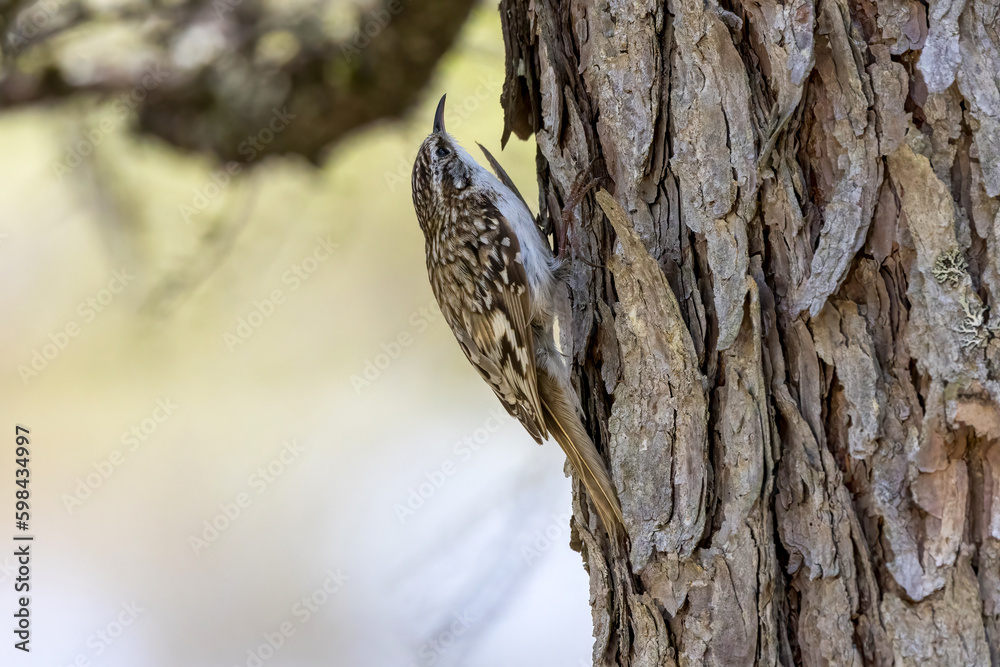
410,94,624,537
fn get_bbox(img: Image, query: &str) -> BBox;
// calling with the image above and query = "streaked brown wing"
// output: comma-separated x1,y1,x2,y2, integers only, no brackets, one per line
437,210,546,443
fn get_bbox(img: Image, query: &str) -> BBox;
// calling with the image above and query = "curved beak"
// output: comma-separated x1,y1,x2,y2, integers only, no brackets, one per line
433,94,447,134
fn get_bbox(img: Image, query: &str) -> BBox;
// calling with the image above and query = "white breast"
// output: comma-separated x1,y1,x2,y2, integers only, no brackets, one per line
493,183,555,293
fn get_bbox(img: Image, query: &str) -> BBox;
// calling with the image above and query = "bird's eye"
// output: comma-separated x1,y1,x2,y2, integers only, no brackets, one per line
436,146,450,158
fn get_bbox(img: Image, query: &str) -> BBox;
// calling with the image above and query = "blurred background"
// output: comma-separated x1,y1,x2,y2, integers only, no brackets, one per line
0,2,594,665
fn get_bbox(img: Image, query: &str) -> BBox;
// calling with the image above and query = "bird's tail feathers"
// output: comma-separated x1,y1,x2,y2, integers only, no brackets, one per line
537,368,625,538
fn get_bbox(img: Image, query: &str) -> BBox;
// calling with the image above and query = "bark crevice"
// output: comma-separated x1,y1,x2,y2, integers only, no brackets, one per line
500,0,1000,661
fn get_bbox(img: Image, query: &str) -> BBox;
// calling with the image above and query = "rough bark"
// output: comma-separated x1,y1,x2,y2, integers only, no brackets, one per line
500,0,1000,664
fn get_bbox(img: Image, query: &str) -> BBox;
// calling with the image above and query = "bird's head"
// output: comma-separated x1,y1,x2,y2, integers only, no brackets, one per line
411,95,482,230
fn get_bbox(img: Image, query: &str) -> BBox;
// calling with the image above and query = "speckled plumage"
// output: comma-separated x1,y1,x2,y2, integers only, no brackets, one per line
411,95,624,536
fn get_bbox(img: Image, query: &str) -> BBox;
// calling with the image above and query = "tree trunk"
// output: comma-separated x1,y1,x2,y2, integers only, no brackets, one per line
499,0,1000,664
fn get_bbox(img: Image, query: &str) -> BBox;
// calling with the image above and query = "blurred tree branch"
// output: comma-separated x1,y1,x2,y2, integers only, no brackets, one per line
0,0,477,163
